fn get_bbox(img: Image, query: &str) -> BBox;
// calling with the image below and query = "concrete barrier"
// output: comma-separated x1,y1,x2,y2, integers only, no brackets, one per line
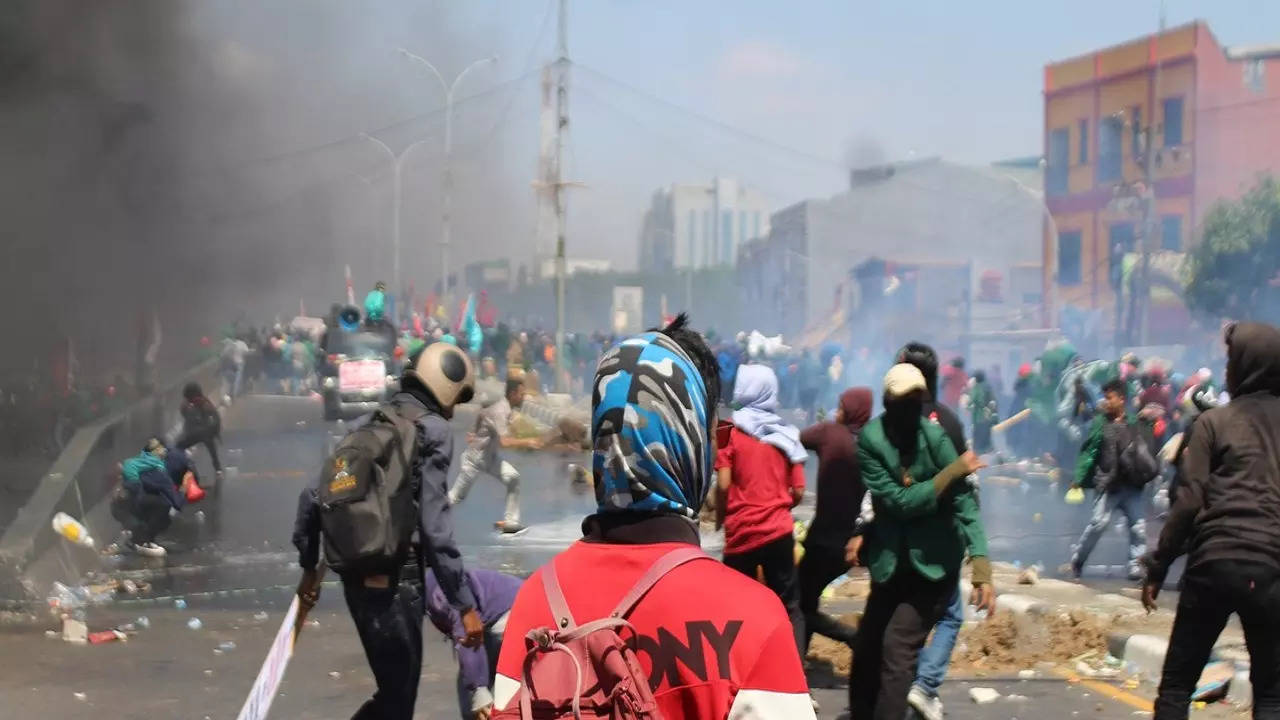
0,359,220,601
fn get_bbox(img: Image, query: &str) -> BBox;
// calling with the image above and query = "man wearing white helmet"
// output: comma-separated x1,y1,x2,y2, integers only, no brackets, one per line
293,342,484,720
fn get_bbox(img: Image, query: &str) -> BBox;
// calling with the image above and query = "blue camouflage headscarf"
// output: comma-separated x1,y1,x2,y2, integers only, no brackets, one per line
592,331,710,518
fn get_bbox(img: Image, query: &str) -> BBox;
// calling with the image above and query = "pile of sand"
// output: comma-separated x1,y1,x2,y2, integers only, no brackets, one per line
806,609,1110,678
955,609,1109,673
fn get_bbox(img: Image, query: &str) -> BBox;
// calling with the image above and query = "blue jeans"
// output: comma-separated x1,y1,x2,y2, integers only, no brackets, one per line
914,582,964,697
1072,484,1147,575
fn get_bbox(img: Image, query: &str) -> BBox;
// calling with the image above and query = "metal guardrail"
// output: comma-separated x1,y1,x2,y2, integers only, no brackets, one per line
0,359,221,600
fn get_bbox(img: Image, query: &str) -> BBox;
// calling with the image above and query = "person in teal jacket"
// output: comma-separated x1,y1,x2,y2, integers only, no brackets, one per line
848,363,993,720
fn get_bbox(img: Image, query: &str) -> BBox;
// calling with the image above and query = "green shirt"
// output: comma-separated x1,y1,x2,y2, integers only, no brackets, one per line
858,417,989,584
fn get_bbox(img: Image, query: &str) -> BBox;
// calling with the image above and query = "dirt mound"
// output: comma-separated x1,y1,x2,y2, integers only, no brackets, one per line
807,609,1110,678
955,609,1109,673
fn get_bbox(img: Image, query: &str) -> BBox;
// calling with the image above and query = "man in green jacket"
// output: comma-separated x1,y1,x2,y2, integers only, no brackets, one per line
848,363,993,720
1065,378,1157,580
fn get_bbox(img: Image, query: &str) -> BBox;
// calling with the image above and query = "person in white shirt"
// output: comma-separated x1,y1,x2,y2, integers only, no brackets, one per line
449,377,538,533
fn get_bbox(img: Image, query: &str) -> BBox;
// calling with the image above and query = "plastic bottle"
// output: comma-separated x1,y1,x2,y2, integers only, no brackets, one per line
187,618,202,630
52,512,95,549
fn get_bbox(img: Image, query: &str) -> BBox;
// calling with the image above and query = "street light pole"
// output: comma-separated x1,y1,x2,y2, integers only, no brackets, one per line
359,134,432,305
398,50,497,310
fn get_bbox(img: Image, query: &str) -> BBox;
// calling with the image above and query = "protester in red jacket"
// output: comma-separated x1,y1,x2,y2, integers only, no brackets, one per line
493,316,815,720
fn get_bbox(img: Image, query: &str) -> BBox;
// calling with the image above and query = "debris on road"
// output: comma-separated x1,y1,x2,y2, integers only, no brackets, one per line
1017,566,1040,585
187,618,203,630
1192,661,1234,703
253,611,269,622
174,598,188,610
969,687,1001,704
62,617,88,644
73,692,87,702
88,630,126,645
328,671,341,679
136,616,151,629
217,641,237,652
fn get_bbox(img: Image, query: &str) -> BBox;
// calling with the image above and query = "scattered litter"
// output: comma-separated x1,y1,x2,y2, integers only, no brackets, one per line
73,692,87,702
1103,654,1124,668
120,579,139,595
53,512,95,549
88,630,126,645
136,616,150,629
44,630,58,639
1192,661,1234,702
253,611,269,622
1133,711,1152,716
328,671,342,679
1017,566,1040,585
174,598,187,610
62,617,88,644
195,511,206,524
307,619,320,628
186,618,203,630
217,641,237,652
969,688,1001,704
1005,694,1029,702
1124,678,1141,689
1018,669,1037,679
203,670,214,677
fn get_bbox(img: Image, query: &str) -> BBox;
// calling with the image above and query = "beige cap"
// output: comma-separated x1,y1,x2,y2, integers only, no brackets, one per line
883,363,927,398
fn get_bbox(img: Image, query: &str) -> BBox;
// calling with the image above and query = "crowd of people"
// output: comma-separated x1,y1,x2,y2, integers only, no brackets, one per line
285,312,1279,720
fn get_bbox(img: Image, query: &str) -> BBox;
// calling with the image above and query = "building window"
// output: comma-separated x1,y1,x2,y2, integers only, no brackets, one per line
1161,215,1183,251
1244,59,1265,94
1131,106,1142,158
721,210,733,265
1109,222,1136,289
1078,119,1089,165
1058,231,1082,286
1163,97,1184,147
1047,127,1069,196
1098,116,1123,183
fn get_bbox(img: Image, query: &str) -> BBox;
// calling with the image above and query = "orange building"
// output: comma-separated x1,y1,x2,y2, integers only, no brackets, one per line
1042,22,1280,338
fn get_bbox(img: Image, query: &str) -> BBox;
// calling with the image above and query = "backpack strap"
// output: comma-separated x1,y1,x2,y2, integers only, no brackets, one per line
541,558,578,631
610,546,709,619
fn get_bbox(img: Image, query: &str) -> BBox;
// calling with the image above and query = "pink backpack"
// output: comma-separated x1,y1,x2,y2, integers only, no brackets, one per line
501,547,709,720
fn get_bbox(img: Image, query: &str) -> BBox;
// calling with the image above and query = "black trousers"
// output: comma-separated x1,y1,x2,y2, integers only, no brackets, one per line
111,492,172,544
798,541,857,653
177,431,222,472
1155,560,1280,720
343,577,425,720
724,533,806,659
848,570,955,720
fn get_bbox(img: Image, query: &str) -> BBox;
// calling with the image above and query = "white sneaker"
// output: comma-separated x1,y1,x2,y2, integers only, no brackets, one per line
495,520,527,535
132,541,167,558
907,685,943,720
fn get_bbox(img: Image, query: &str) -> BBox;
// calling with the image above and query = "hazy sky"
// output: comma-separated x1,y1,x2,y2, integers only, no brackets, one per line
431,0,1279,270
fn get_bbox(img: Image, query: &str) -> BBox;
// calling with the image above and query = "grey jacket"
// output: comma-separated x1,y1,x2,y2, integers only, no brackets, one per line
293,388,477,612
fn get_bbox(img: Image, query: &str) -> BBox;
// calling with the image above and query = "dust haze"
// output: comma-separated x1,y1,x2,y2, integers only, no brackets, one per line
1,1,536,383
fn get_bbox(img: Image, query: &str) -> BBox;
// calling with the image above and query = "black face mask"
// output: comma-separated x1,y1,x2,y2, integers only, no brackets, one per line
883,395,923,460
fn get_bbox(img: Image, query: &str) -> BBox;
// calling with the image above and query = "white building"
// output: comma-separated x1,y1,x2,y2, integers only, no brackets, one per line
638,177,770,272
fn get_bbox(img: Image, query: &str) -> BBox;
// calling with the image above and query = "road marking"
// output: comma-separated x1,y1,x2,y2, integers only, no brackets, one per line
1053,667,1154,712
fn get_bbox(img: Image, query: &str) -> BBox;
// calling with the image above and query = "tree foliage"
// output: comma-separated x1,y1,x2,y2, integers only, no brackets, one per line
1185,175,1280,322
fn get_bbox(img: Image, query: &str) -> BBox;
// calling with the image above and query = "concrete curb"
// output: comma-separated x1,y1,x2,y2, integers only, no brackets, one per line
1107,632,1253,706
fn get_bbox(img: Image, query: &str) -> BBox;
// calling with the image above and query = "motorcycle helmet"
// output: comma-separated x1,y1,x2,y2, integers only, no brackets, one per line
404,342,475,409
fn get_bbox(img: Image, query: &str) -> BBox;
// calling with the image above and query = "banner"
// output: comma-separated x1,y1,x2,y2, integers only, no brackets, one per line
235,596,301,720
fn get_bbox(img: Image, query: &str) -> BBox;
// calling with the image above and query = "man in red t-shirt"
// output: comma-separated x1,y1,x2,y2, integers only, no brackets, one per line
715,363,808,658
492,317,815,720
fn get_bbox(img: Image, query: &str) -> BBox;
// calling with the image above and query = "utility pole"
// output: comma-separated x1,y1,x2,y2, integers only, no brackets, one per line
552,0,570,392
1131,2,1165,346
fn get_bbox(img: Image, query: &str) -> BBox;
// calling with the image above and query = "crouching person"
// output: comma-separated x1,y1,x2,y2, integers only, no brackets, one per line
424,568,522,720
110,438,187,557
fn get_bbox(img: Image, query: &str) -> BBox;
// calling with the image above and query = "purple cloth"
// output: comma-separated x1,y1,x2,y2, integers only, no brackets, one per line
424,569,522,694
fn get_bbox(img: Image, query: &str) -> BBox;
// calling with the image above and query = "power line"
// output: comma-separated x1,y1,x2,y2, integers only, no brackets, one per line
572,61,845,172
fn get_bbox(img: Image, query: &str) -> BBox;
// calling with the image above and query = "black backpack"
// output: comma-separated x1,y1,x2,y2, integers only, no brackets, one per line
316,403,423,576
1117,423,1160,487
